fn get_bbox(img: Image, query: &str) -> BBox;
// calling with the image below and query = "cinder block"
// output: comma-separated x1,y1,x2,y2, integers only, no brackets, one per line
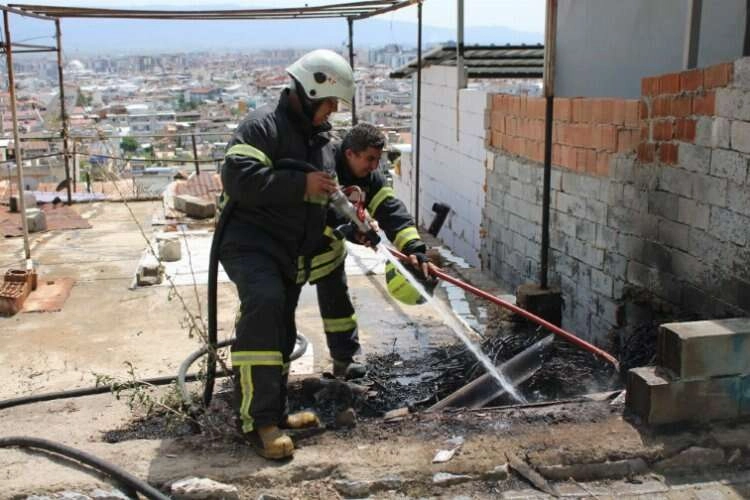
658,318,750,378
174,194,215,219
691,173,727,207
678,143,711,173
25,208,47,233
734,57,750,88
711,148,748,184
9,191,37,213
708,206,748,245
626,366,740,425
731,120,750,153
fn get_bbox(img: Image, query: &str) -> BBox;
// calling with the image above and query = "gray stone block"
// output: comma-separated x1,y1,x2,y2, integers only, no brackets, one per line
658,318,750,378
612,157,635,183
622,184,648,212
25,208,47,233
174,194,216,219
709,206,748,245
590,268,614,296
677,197,710,230
692,173,728,207
731,120,750,153
712,117,731,148
659,167,693,198
734,56,750,87
585,198,607,222
648,191,679,219
728,183,750,217
679,143,711,173
710,148,748,184
658,218,689,252
594,225,617,250
626,366,740,425
695,117,713,147
603,250,628,279
9,191,36,213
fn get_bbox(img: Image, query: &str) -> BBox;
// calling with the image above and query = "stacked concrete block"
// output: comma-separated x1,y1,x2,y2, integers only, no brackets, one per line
25,208,47,233
9,191,37,213
174,194,215,219
627,318,750,424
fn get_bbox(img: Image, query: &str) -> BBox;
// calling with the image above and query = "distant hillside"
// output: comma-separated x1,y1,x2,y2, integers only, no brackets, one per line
12,15,541,54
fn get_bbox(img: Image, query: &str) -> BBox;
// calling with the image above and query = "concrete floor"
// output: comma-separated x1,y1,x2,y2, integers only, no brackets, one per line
0,201,458,400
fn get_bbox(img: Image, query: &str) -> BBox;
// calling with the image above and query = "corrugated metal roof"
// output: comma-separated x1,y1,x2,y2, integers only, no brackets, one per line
390,44,544,80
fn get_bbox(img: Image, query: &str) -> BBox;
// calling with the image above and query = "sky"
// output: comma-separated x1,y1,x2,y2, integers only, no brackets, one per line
15,0,546,32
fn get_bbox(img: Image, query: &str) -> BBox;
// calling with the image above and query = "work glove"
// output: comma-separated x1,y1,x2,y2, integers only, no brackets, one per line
404,249,438,294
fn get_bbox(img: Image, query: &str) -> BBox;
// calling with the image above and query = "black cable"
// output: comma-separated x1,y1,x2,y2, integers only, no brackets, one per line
0,437,170,500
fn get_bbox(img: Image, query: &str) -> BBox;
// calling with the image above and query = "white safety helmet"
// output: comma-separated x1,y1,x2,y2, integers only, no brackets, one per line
286,49,355,106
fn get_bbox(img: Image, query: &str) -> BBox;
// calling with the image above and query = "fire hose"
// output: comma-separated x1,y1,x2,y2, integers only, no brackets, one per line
387,247,620,371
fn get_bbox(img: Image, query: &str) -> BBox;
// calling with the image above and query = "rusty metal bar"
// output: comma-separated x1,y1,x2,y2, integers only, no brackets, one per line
191,134,200,176
540,0,557,289
683,0,702,69
356,0,418,19
348,16,357,125
414,0,422,223
3,9,31,260
0,4,53,20
54,19,72,206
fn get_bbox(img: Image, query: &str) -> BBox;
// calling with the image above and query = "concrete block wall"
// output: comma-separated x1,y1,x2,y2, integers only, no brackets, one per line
407,65,489,266
482,58,750,344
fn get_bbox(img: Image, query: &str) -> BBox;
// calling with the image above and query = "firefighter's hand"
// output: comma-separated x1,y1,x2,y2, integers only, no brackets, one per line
355,220,380,247
407,252,431,279
305,172,337,198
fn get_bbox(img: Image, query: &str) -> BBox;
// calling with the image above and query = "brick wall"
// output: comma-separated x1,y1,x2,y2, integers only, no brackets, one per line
482,58,750,345
489,95,641,175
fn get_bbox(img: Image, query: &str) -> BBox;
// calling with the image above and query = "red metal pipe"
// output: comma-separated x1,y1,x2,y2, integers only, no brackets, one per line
388,248,620,370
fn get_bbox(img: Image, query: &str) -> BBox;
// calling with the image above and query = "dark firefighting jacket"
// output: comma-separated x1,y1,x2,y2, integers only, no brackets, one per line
220,89,337,281
299,145,425,284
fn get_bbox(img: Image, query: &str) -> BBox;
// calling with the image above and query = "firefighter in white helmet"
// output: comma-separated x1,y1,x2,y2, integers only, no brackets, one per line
218,49,355,460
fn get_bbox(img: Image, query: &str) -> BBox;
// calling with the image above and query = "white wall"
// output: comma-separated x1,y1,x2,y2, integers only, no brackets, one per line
556,0,748,98
400,65,489,267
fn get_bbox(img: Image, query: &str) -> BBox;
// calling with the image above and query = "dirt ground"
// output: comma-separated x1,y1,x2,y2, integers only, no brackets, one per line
1,201,750,499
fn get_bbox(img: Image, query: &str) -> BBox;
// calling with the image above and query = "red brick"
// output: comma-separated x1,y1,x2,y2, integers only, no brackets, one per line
653,96,671,117
658,72,681,94
596,151,611,176
572,98,592,123
617,129,640,153
704,62,733,89
639,100,650,121
491,110,505,132
653,120,674,141
492,131,503,149
674,118,696,142
658,142,679,164
530,98,546,120
642,76,659,96
612,99,626,125
638,142,655,163
552,143,563,166
680,69,704,92
625,100,641,126
555,98,571,122
693,91,716,115
492,94,504,109
585,149,598,175
671,95,693,118
596,125,618,151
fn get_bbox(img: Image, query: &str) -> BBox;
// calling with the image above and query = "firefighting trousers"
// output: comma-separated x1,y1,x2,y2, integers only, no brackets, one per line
314,262,361,361
220,250,301,433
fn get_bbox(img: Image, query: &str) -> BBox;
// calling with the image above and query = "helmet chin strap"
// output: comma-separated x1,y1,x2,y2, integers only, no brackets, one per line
294,79,324,122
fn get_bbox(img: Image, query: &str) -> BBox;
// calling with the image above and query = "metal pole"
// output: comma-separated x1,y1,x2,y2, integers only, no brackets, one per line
456,0,466,140
3,10,31,261
54,19,72,205
683,0,702,69
72,140,77,192
745,0,750,56
540,0,557,289
414,0,422,225
347,17,357,125
191,133,200,176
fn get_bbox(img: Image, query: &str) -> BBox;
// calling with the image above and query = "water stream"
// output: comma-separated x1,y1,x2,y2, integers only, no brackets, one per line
376,243,527,404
